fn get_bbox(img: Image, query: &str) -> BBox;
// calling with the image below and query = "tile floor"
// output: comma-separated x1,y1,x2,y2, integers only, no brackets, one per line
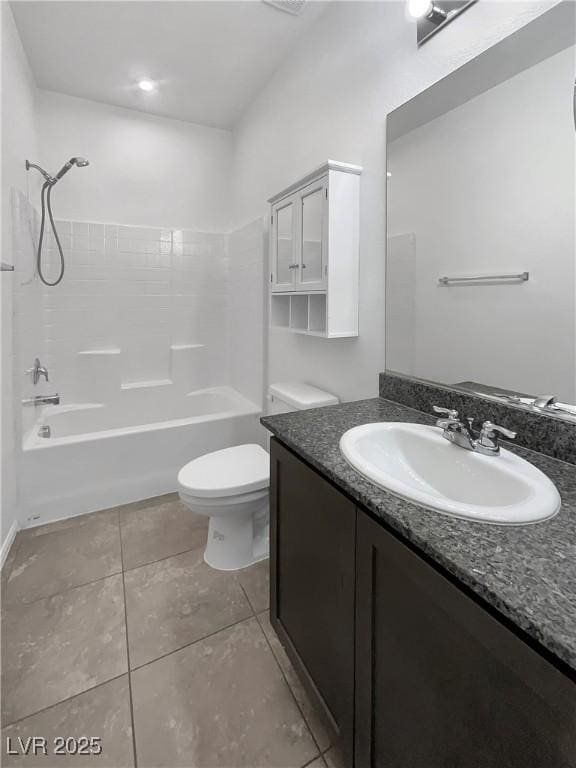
1,494,342,767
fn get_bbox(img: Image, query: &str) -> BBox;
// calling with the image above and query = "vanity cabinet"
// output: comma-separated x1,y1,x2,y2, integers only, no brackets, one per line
268,160,361,338
355,511,576,768
269,439,356,763
269,438,576,768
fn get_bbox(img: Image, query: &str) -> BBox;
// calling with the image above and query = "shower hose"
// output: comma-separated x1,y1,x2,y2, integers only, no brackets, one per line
37,180,65,286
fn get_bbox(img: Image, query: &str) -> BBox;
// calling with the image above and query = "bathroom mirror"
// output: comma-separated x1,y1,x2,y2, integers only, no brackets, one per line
385,3,576,420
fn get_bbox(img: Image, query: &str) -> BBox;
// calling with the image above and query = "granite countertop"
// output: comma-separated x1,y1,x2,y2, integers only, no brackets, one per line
261,397,576,675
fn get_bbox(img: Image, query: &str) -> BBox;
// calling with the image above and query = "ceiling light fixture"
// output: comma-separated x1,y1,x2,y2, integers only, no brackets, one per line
408,0,446,23
137,78,156,93
408,0,477,46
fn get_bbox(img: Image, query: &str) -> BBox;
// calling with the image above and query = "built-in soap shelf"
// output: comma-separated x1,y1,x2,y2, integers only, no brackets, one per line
170,344,204,352
76,344,207,395
121,379,172,390
77,348,121,356
271,292,353,338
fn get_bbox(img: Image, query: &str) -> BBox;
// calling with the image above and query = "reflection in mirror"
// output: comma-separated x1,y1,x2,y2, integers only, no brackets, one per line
386,3,576,419
276,202,294,285
301,186,323,284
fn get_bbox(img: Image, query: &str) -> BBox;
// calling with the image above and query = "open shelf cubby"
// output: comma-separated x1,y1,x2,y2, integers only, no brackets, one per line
271,293,337,337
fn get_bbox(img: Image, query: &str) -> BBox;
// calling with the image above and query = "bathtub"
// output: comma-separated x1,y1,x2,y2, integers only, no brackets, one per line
22,386,262,526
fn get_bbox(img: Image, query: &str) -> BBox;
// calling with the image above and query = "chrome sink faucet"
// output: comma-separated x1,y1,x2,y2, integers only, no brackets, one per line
433,406,516,456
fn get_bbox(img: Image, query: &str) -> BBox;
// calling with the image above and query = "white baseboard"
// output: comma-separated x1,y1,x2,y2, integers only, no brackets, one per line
0,520,20,571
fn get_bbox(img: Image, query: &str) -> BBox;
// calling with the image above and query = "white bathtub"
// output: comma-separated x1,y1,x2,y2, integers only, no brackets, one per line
22,386,262,526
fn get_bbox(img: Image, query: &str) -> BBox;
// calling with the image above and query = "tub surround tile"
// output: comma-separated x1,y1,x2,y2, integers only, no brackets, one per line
1,575,128,726
261,398,576,674
124,547,252,669
379,372,576,465
1,676,134,767
39,221,237,402
119,494,207,571
257,611,332,753
235,559,270,614
5,515,122,605
131,617,318,768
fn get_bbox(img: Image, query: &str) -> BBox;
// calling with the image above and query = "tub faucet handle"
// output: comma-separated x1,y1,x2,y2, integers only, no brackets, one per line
28,358,49,385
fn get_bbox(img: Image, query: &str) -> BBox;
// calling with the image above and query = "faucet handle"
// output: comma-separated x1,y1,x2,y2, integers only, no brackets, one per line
433,405,461,429
480,421,517,440
478,420,517,454
27,358,49,385
433,405,459,420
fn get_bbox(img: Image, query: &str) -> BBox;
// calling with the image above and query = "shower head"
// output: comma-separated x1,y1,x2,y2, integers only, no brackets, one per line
26,157,90,185
53,157,90,182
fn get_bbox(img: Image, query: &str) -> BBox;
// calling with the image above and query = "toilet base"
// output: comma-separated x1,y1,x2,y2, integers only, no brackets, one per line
203,498,269,571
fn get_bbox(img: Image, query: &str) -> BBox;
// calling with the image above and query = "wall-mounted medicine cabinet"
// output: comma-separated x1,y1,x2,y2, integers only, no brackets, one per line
268,160,362,338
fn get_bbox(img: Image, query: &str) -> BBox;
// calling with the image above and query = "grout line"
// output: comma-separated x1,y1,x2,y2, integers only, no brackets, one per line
1,672,128,729
128,613,254,674
302,756,326,768
3,568,125,611
121,536,208,575
253,610,324,760
118,513,139,768
115,494,180,522
237,581,258,617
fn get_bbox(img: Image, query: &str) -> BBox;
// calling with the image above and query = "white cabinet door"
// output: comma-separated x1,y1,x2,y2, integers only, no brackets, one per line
268,160,361,335
296,178,327,292
271,196,297,292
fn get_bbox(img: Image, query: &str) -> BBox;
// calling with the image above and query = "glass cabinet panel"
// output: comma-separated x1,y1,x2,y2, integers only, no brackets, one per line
300,185,324,286
275,201,295,288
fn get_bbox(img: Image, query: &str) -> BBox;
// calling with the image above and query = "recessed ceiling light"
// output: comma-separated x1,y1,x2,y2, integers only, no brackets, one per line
137,79,156,93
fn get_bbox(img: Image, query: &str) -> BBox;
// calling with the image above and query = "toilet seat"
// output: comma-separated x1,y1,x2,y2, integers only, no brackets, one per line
178,444,269,498
178,486,268,517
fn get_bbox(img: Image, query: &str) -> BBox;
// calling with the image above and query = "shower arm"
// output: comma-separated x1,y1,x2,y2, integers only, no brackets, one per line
25,160,55,184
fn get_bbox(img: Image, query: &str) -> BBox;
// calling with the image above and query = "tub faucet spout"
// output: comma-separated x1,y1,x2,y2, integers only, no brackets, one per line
22,394,60,406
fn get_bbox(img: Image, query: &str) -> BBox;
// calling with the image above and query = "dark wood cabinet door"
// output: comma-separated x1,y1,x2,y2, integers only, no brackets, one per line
270,438,356,763
355,511,576,768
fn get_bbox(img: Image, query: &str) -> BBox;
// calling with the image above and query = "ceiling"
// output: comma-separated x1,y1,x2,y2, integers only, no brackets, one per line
11,0,329,129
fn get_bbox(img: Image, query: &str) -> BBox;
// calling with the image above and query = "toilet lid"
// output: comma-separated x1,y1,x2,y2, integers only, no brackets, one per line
178,444,269,498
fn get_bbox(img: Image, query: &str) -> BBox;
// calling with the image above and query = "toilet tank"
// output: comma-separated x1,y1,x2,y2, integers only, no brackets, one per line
267,382,340,415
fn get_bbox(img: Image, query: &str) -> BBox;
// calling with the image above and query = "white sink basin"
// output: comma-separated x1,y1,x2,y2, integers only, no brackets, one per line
340,422,560,525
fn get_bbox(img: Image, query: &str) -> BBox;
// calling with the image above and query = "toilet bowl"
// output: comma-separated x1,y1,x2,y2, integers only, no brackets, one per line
178,444,270,571
178,382,339,571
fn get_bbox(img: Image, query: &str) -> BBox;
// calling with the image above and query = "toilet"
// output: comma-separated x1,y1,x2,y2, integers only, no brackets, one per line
178,382,339,571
